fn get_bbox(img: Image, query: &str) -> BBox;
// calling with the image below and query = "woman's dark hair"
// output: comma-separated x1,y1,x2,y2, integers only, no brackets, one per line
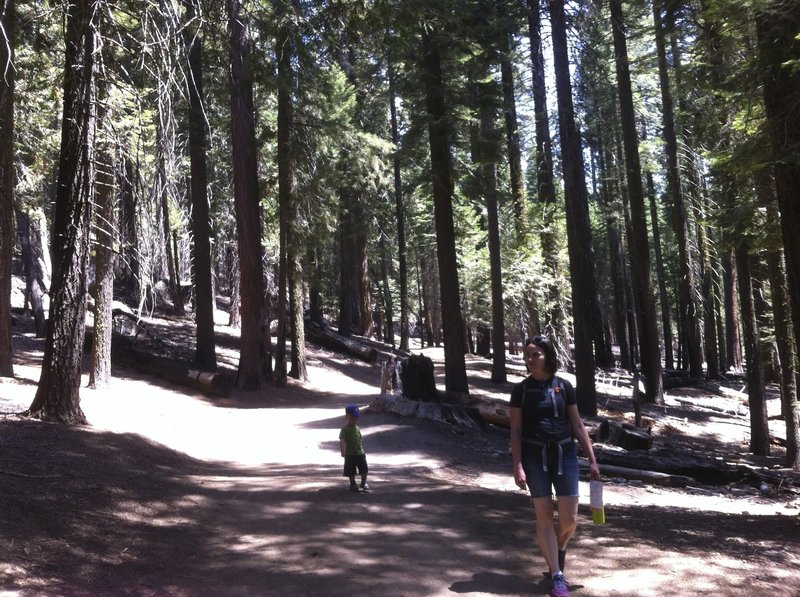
525,335,558,374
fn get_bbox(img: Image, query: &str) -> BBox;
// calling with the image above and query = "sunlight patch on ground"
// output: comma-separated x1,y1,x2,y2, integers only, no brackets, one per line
603,482,799,516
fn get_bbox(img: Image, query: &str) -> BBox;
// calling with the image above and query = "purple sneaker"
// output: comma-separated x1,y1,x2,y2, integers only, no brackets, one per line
550,573,569,597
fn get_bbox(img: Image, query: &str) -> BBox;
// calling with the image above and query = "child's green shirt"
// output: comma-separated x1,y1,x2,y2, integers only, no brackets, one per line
339,424,364,456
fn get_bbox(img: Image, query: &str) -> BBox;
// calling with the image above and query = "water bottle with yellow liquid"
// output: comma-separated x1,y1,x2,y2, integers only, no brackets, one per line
589,479,605,525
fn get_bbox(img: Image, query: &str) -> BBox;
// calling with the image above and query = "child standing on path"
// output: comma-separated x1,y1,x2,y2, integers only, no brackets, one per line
340,404,370,493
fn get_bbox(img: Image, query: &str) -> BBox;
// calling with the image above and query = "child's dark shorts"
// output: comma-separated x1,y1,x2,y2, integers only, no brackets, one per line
343,454,368,477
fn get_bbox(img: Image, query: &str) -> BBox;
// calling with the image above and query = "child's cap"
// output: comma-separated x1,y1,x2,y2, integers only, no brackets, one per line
345,404,361,417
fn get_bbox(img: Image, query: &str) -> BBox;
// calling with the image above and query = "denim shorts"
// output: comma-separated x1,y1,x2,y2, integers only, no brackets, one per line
521,440,579,498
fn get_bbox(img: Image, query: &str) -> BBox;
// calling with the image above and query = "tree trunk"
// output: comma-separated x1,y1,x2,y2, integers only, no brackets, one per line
228,0,267,390
598,138,631,370
157,116,184,316
610,0,663,405
89,92,115,389
226,242,241,328
757,5,800,436
549,0,597,414
388,62,410,352
337,189,363,338
722,248,742,372
497,7,524,239
420,30,468,394
653,0,703,377
184,0,216,371
29,0,99,425
0,0,15,377
735,243,770,457
764,194,799,469
647,172,674,370
287,181,307,380
276,7,306,381
475,76,506,383
527,0,567,353
379,235,395,347
15,210,47,336
116,145,139,301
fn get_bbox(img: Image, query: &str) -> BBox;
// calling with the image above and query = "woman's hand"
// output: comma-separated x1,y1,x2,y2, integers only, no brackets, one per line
589,461,601,481
514,463,527,490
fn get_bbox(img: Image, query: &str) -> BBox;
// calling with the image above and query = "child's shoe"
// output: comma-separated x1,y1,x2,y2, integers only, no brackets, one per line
349,482,359,493
360,482,370,492
549,573,569,597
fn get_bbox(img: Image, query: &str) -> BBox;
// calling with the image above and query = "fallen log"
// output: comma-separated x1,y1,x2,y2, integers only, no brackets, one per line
579,460,694,487
594,446,740,485
305,324,378,363
369,394,484,429
112,335,233,397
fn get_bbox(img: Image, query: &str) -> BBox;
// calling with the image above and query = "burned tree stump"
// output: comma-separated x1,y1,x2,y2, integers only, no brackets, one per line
399,354,439,402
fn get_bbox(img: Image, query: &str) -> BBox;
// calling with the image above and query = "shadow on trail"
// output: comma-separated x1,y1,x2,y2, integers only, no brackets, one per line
0,419,532,596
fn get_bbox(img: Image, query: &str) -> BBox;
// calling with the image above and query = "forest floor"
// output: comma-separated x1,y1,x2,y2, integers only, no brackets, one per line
1,310,800,596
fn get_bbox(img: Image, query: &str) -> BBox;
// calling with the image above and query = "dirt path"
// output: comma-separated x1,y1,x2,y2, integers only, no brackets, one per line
1,325,799,596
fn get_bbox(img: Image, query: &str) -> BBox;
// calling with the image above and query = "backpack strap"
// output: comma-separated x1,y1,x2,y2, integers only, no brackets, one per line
522,376,566,418
547,376,566,418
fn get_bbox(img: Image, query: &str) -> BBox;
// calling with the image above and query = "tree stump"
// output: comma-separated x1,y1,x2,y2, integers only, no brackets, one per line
608,420,653,451
399,354,439,402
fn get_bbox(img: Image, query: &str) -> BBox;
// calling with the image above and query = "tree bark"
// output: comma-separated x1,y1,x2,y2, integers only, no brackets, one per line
647,172,674,370
610,0,663,404
276,5,306,381
653,0,703,377
548,0,598,413
89,92,115,389
15,210,47,336
735,243,770,457
388,61,409,352
228,0,268,390
475,77,506,383
29,0,99,424
420,30,468,394
527,0,567,352
722,248,742,372
0,0,15,376
757,6,800,460
764,193,799,469
497,4,524,238
184,0,216,371
389,63,410,351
